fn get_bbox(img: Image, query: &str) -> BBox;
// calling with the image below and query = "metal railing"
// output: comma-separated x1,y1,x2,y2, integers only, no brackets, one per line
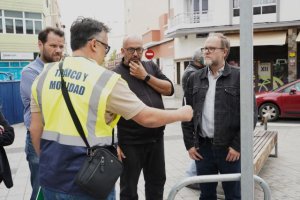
167,174,271,200
169,11,212,28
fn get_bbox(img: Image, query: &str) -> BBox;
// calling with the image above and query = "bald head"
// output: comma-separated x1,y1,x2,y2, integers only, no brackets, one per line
121,34,144,65
122,35,143,48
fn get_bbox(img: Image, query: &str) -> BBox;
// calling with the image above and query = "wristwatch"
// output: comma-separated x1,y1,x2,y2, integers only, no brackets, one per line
144,74,151,82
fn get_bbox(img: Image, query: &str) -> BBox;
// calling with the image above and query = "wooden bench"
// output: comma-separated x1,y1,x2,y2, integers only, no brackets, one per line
253,129,278,174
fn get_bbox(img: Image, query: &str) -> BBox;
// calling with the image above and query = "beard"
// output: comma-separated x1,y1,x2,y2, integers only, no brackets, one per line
124,56,141,65
204,58,213,66
42,49,62,63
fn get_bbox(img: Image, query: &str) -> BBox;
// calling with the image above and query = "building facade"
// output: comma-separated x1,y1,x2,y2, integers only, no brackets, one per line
166,0,300,93
124,0,168,36
0,0,63,81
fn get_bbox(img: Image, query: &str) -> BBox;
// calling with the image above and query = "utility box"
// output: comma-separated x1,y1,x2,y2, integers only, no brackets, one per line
0,81,23,124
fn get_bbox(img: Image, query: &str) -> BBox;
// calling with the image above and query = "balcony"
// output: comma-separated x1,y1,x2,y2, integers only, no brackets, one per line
170,11,213,27
166,11,214,37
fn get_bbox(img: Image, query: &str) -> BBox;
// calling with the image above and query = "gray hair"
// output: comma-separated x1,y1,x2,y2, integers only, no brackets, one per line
208,32,231,58
192,47,204,64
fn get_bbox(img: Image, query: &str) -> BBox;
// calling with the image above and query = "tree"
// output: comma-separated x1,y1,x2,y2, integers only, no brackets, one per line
108,49,117,61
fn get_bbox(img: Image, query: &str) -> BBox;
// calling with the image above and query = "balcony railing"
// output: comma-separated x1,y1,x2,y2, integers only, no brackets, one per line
169,11,212,29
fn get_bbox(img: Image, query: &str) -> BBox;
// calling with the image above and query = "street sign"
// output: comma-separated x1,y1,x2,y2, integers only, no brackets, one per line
145,49,154,59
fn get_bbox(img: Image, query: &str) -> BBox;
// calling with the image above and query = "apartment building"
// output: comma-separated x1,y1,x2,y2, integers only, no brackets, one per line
166,0,300,92
0,0,63,81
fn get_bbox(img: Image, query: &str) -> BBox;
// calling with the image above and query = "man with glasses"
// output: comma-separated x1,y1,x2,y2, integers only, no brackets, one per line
30,18,192,200
113,35,174,200
182,33,257,200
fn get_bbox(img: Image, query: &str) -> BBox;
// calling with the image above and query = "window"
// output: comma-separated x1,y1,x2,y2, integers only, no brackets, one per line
193,0,208,14
25,12,42,19
4,10,22,18
283,83,300,93
1,10,42,34
35,21,42,33
26,20,33,34
233,0,276,16
15,19,23,34
5,19,13,33
25,12,42,34
176,62,181,84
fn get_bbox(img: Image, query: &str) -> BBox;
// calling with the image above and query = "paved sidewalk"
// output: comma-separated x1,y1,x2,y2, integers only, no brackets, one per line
1,97,300,199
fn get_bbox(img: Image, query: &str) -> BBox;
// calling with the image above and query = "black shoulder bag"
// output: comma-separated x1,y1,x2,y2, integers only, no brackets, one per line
58,61,123,199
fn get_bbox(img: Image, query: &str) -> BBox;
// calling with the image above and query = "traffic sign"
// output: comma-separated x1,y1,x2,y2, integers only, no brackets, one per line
145,49,154,59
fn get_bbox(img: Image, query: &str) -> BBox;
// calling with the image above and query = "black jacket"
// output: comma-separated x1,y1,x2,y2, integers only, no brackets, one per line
181,63,257,152
182,62,201,91
0,111,15,188
113,60,174,144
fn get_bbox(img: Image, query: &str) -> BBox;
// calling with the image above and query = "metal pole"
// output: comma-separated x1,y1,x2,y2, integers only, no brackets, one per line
167,174,272,200
240,0,254,199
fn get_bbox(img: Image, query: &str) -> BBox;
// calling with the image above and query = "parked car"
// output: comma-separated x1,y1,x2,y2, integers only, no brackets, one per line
256,79,300,121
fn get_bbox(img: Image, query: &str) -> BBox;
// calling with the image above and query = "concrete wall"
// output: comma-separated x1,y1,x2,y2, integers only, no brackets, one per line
0,0,43,13
280,0,300,21
174,34,206,60
0,34,38,52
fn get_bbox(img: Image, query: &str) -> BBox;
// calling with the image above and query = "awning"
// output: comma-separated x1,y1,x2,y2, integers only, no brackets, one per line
296,32,300,42
226,31,287,47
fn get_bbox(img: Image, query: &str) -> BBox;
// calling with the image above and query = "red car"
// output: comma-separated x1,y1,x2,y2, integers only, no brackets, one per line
256,79,300,121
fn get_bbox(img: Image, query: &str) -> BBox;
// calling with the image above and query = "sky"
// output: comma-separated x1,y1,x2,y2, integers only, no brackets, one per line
57,0,125,57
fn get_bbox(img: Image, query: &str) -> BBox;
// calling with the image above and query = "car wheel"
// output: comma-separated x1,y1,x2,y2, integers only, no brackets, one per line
259,103,279,122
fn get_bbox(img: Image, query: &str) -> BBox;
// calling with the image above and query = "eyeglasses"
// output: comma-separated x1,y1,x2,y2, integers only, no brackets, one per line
201,47,224,53
125,47,144,54
89,38,111,55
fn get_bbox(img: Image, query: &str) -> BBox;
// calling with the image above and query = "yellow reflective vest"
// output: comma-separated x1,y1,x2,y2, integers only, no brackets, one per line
31,57,121,147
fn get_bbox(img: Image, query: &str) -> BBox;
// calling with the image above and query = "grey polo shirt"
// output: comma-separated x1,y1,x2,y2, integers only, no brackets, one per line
201,66,224,138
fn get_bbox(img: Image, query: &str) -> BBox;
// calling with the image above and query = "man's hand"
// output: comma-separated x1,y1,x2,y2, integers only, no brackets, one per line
178,105,193,122
188,147,203,160
226,147,240,162
129,61,147,80
117,146,126,161
0,125,4,134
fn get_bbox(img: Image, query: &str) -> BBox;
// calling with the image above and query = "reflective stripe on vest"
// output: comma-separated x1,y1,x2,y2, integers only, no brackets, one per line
35,63,56,124
32,57,121,147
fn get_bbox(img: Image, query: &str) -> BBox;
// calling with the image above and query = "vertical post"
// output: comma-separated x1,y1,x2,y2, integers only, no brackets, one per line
240,0,254,200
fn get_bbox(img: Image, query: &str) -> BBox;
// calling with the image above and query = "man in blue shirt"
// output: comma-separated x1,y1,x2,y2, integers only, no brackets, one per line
20,27,65,200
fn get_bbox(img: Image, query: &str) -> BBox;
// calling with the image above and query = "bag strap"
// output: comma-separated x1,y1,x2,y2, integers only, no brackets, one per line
58,61,115,149
59,61,91,149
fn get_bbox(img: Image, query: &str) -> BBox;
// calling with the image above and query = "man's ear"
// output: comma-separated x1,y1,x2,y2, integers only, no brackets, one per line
90,39,97,52
121,48,125,55
38,40,43,51
199,56,205,66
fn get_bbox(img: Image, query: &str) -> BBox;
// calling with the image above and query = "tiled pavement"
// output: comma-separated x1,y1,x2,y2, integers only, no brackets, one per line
1,97,300,200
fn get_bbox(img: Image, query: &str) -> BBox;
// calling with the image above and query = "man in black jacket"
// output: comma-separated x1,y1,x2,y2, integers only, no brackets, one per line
113,35,174,200
182,48,205,92
182,48,205,190
0,111,15,188
182,33,257,200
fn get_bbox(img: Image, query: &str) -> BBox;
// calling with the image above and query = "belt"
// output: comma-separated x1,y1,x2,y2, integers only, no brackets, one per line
199,137,214,144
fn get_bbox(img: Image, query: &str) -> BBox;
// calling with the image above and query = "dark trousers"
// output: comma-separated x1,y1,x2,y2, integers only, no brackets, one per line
119,138,166,200
25,132,40,200
195,143,241,200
